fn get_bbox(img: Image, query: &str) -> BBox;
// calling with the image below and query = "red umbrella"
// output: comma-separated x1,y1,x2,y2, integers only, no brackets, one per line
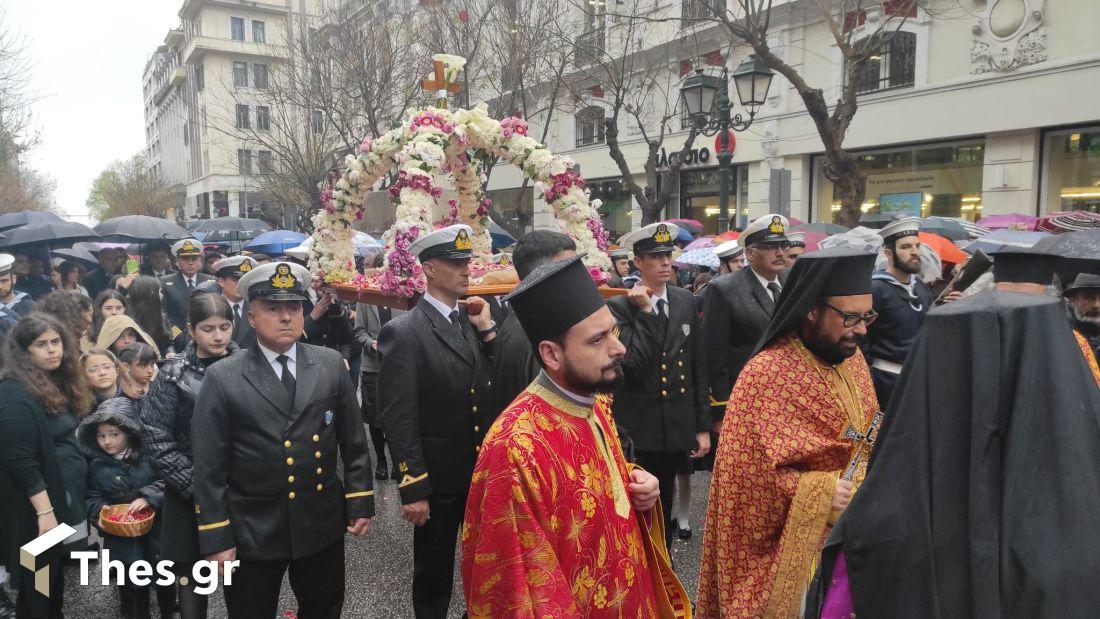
715,230,740,242
919,232,967,264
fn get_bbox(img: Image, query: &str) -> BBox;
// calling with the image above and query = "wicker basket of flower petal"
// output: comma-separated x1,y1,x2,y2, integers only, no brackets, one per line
98,504,156,537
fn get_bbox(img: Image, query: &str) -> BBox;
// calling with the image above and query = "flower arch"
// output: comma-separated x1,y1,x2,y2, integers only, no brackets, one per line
308,103,612,297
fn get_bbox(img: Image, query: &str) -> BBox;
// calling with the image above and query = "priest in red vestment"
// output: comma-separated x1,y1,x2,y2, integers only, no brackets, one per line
698,246,880,618
461,256,692,618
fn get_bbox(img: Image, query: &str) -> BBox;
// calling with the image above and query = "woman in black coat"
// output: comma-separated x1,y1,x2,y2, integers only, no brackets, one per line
0,313,95,618
139,294,236,619
78,396,170,618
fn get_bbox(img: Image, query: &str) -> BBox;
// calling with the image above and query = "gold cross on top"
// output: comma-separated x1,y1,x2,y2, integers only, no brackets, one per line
422,60,462,110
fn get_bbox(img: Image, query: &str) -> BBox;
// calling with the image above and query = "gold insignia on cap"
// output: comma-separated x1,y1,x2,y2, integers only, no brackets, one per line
271,264,297,289
455,229,472,251
769,216,784,235
182,241,197,252
499,253,511,265
654,224,671,244
239,261,252,273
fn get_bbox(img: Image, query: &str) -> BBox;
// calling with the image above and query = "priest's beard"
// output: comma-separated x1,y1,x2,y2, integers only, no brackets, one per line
801,319,864,366
1070,304,1100,337
892,250,921,275
563,357,624,394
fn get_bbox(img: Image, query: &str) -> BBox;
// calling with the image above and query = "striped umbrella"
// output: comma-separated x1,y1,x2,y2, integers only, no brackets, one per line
926,216,988,239
1037,210,1100,233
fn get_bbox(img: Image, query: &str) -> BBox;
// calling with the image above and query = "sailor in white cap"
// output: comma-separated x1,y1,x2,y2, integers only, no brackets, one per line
701,213,789,435
712,240,745,276
211,255,259,347
377,222,497,615
866,216,933,406
191,258,374,617
608,245,633,284
0,253,36,318
162,238,213,329
783,231,807,268
609,220,711,545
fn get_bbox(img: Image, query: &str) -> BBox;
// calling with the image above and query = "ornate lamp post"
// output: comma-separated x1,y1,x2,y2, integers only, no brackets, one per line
680,55,774,232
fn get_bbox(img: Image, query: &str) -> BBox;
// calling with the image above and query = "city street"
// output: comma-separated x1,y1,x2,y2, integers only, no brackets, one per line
61,471,712,617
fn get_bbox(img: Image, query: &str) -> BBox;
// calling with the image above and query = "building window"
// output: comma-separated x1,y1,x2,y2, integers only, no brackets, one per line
230,17,245,41
1043,128,1100,215
237,149,252,174
252,20,266,43
195,63,204,91
256,106,270,131
813,141,986,223
311,110,324,134
258,150,273,174
576,0,606,68
575,106,605,147
848,31,916,95
233,61,249,87
681,0,724,29
235,104,250,129
253,63,269,89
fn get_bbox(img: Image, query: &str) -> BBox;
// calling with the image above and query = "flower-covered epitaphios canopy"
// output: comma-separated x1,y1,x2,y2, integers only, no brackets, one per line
308,58,612,297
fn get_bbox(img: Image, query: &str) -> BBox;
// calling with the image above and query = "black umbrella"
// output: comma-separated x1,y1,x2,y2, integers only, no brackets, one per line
859,213,898,229
792,222,850,235
1033,229,1100,282
0,221,100,250
94,215,190,243
919,217,969,241
52,245,99,269
0,210,65,232
192,216,272,234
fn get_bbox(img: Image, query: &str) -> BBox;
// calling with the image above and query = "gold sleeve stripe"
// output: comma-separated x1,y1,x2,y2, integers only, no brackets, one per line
345,490,374,499
709,395,728,406
398,472,429,488
197,519,230,531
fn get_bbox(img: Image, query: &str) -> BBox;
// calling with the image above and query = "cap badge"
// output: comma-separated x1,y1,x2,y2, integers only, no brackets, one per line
768,217,784,235
239,261,252,273
182,241,197,252
499,253,511,265
271,264,297,289
654,224,671,244
455,229,472,251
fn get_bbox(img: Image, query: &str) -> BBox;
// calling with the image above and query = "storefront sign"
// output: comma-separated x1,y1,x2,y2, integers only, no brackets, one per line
654,146,711,170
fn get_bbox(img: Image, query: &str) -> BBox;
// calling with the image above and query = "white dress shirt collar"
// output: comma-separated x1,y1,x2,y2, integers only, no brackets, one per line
750,266,779,290
422,291,460,323
257,341,296,377
648,285,669,314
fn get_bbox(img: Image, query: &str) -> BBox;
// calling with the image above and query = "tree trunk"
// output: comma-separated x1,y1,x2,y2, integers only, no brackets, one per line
822,151,866,228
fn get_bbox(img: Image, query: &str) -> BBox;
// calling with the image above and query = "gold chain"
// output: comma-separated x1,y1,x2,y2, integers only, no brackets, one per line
789,335,867,433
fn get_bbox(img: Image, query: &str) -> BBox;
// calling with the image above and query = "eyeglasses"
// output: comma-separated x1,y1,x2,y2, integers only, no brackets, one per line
822,302,878,327
753,241,791,251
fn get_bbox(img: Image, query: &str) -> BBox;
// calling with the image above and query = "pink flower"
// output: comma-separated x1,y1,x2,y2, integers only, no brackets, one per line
442,123,454,134
358,137,373,153
420,117,433,126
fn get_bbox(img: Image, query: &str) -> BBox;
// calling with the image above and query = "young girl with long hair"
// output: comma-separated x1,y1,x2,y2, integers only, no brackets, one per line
140,293,237,619
0,313,94,617
126,276,186,357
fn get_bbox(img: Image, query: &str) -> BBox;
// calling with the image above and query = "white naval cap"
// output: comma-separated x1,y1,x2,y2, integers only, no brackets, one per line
0,254,13,274
212,255,258,278
878,217,921,244
712,240,744,259
741,214,790,247
171,238,204,257
618,221,679,255
237,261,312,302
787,232,807,247
409,224,474,261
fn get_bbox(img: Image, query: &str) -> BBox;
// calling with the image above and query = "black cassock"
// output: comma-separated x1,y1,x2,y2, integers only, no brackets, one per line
865,271,933,408
807,291,1100,619
487,310,540,424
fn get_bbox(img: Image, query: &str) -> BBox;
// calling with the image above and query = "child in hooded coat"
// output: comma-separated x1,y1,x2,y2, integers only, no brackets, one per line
79,396,174,618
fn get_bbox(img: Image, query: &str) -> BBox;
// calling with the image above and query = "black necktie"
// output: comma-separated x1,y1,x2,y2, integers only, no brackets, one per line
448,309,458,324
233,303,242,322
767,282,782,302
656,299,669,328
186,278,194,291
277,354,296,403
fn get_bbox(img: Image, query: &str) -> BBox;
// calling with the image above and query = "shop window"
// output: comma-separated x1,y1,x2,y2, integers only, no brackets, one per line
575,106,605,147
1044,129,1100,214
813,142,986,223
589,178,634,241
848,31,916,95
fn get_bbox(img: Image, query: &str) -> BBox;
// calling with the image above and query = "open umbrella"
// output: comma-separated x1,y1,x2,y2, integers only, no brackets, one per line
917,217,969,241
0,210,65,232
52,245,99,268
683,236,716,250
961,229,1051,255
1033,228,1100,260
1037,210,1100,233
977,213,1039,231
674,247,719,269
244,230,308,255
0,221,100,250
666,218,704,235
94,215,190,243
859,213,898,229
488,221,516,250
192,216,272,233
918,232,967,265
792,222,849,235
676,227,694,243
926,216,988,239
715,230,740,242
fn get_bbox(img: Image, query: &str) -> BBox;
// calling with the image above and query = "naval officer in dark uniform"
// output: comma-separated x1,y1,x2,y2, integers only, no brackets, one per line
376,224,497,618
161,238,214,331
866,217,933,408
192,260,374,619
608,221,710,548
210,255,258,349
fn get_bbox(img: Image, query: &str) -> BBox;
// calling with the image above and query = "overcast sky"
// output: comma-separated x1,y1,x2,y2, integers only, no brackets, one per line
8,0,181,225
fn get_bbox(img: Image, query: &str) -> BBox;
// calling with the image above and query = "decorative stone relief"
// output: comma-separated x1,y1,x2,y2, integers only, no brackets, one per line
970,0,1047,74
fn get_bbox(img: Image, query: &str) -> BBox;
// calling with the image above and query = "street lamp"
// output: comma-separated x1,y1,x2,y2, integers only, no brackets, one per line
680,55,774,232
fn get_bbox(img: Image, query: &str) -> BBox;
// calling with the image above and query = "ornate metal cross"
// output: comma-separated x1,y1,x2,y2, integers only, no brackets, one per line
422,60,462,110
842,408,884,483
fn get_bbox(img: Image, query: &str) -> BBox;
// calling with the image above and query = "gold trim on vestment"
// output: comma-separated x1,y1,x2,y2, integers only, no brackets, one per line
762,470,838,619
527,382,631,519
